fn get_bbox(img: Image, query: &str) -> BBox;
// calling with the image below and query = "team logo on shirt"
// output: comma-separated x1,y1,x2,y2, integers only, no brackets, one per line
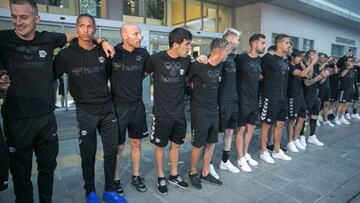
164,61,182,76
38,50,47,58
136,55,142,62
16,45,39,60
207,69,221,82
98,56,106,63
180,69,185,76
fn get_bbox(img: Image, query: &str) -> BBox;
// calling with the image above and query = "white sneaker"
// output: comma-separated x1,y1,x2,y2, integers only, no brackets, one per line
237,157,252,172
244,153,258,166
308,135,324,146
351,113,360,120
272,149,292,161
260,151,275,164
334,117,341,125
219,160,240,174
300,135,307,147
294,139,306,150
287,141,299,153
340,116,350,125
346,113,351,120
316,120,321,127
323,120,335,127
209,164,220,179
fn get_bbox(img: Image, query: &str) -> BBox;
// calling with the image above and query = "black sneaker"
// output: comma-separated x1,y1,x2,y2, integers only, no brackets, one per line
114,180,124,196
200,173,222,185
131,176,146,192
157,177,168,195
189,173,202,189
266,144,274,151
168,175,189,188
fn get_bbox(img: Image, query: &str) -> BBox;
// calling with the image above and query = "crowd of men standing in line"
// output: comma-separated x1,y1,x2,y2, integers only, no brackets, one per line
0,0,360,203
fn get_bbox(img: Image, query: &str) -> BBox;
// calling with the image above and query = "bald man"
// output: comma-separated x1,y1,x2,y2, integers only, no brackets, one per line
111,23,149,195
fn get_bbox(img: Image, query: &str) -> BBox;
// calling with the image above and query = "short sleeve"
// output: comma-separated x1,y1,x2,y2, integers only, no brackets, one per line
188,62,200,81
53,49,67,78
46,31,67,49
145,54,154,73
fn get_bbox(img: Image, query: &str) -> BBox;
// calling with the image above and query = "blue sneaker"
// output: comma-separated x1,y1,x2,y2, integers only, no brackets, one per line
86,192,100,203
102,191,128,203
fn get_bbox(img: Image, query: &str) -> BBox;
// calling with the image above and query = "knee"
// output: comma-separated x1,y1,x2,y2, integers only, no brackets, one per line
170,143,181,151
131,139,141,151
116,144,125,155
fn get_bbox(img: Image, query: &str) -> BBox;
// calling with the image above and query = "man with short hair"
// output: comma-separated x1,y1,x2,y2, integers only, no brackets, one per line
234,33,266,172
302,50,330,146
188,38,228,189
259,34,292,164
215,28,241,176
54,14,126,203
145,28,192,195
334,57,356,125
0,1,114,202
111,23,149,195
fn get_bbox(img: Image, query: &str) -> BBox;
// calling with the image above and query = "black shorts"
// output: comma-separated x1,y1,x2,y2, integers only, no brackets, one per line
319,87,331,102
238,105,258,126
338,89,354,103
306,101,320,116
219,103,238,132
288,97,307,119
260,97,288,124
150,115,187,147
191,114,219,148
115,102,149,145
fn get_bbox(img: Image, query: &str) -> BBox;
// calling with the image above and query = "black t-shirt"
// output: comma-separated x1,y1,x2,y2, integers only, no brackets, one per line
287,63,304,99
235,53,261,106
218,54,237,105
145,51,191,117
261,54,289,99
0,30,67,119
54,40,112,113
189,61,222,115
304,64,320,103
111,44,149,105
339,68,355,91
354,65,360,84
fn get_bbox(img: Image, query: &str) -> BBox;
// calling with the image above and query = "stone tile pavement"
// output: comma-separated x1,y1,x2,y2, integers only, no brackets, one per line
1,109,360,203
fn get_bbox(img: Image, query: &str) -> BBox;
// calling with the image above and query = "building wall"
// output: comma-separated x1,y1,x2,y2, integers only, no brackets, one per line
260,3,360,57
233,3,262,52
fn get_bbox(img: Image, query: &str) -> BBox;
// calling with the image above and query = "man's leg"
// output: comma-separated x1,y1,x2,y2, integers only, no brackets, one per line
202,143,215,176
260,123,271,153
130,139,141,176
169,142,181,176
35,113,59,203
235,126,245,159
273,121,285,153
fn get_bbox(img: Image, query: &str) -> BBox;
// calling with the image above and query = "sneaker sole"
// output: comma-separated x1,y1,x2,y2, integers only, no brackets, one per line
168,180,188,189
157,190,168,195
200,177,222,185
131,183,147,193
219,165,240,173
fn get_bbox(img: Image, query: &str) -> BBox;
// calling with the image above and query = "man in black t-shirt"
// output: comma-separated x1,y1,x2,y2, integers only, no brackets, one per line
259,34,292,164
0,1,114,202
286,49,314,153
188,39,228,190
145,28,192,195
111,23,149,195
214,28,241,177
350,64,360,120
54,14,126,203
302,50,330,146
234,33,266,172
334,56,356,124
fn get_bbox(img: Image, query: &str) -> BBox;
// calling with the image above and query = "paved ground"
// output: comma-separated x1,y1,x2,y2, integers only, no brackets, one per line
1,107,360,203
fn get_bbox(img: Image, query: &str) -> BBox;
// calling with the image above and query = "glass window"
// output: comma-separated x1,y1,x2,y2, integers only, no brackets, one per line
272,33,299,49
99,28,121,46
218,5,231,32
0,20,13,30
192,37,213,56
123,0,145,23
146,0,166,25
80,0,102,18
303,38,314,51
331,44,345,57
149,32,168,54
186,0,201,30
48,0,80,16
0,0,9,8
202,2,217,32
168,0,185,27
